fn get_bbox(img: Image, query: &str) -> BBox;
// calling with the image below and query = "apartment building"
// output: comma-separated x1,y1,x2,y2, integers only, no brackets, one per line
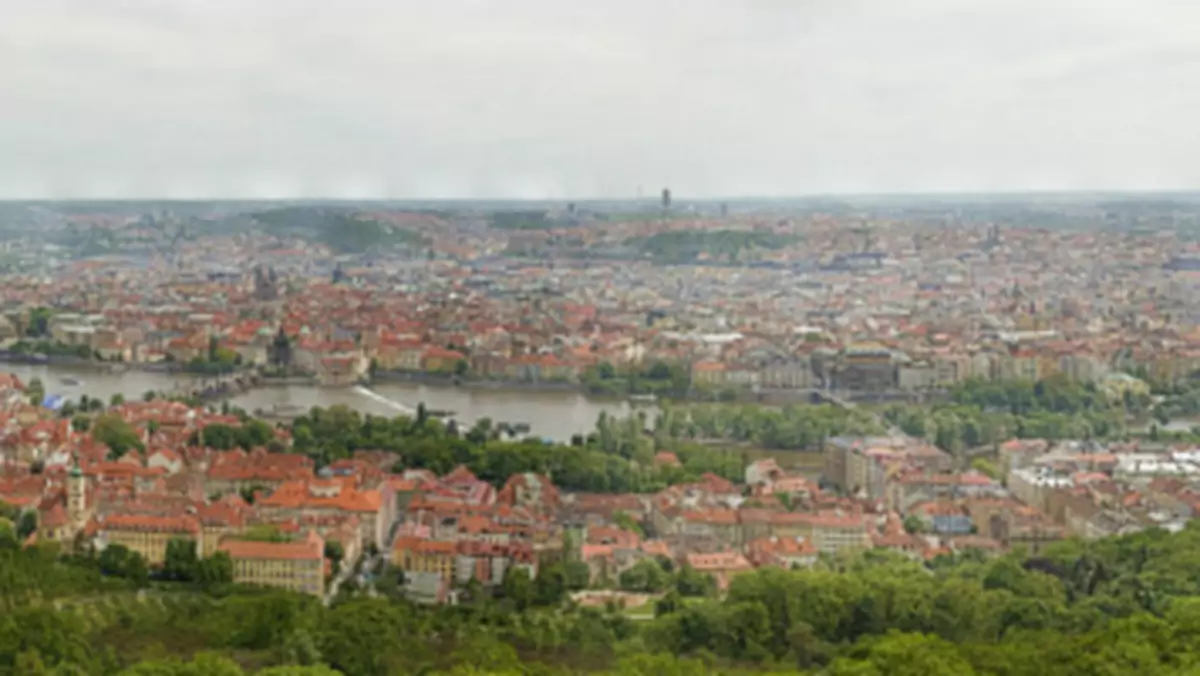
773,512,870,555
758,356,814,390
205,450,314,496
393,537,457,580
218,530,325,597
836,345,896,391
96,514,201,566
256,478,386,547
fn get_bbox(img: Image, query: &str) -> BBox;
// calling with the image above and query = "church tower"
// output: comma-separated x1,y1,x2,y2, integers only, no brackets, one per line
67,464,88,528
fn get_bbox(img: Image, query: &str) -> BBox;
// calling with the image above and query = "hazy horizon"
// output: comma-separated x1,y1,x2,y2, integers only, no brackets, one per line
6,0,1200,199
8,189,1200,205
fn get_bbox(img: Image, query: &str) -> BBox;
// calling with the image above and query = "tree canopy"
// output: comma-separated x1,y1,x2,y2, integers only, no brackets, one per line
11,520,1200,674
92,415,145,457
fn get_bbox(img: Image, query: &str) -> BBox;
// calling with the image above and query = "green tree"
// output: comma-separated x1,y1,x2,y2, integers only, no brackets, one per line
200,424,239,450
903,515,924,534
564,561,591,591
98,543,145,583
319,599,409,676
258,666,341,676
655,590,684,617
501,567,536,611
15,512,37,540
162,538,199,582
0,607,93,672
534,563,568,606
619,558,670,593
613,511,644,536
120,652,245,676
26,378,44,406
194,552,234,587
970,457,1000,480
13,649,49,676
828,632,976,676
275,628,325,668
91,415,144,457
324,541,345,575
25,308,54,337
672,563,716,599
0,521,19,550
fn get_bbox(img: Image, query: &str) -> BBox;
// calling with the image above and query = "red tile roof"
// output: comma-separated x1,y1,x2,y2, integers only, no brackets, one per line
257,480,382,513
219,530,323,561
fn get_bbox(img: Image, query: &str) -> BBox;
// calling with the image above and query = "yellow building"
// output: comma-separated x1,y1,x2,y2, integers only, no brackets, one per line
772,512,869,555
218,530,326,597
422,346,467,373
1058,353,1108,383
690,361,727,387
393,537,457,580
96,514,201,566
1009,350,1041,381
1036,353,1062,380
1142,353,1200,386
1100,373,1150,403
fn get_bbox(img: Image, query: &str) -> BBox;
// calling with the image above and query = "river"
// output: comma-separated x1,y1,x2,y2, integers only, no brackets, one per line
1,363,642,441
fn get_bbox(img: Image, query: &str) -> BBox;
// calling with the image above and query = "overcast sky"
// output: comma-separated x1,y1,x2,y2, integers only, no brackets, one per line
4,0,1200,199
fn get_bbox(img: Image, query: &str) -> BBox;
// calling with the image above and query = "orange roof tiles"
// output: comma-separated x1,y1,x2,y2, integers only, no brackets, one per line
682,509,739,525
393,536,456,556
219,530,323,561
39,502,68,528
686,551,752,572
258,480,382,513
442,465,481,486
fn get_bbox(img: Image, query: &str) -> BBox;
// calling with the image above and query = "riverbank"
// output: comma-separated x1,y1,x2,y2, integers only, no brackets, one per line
0,352,98,368
1,355,908,411
0,354,238,377
1,362,637,442
261,375,319,386
371,369,872,408
371,370,585,393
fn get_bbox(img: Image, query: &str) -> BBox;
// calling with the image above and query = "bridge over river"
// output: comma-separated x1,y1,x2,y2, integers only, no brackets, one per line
163,368,263,402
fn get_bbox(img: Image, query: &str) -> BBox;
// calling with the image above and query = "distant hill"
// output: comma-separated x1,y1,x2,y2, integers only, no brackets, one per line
624,229,799,263
251,207,429,254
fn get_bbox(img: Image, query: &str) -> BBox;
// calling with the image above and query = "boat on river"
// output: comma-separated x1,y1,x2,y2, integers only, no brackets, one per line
60,377,82,387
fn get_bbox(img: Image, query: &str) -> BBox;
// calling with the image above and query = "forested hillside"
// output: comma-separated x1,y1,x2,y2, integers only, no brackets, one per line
8,520,1200,675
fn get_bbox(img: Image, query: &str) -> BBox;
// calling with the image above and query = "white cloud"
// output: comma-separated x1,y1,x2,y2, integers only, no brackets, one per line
2,0,1200,198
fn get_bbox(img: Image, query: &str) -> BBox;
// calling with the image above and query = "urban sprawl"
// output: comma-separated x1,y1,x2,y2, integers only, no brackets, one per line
3,197,1200,608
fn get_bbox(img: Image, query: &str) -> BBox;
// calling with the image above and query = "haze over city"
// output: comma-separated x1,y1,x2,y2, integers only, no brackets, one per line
5,0,1200,199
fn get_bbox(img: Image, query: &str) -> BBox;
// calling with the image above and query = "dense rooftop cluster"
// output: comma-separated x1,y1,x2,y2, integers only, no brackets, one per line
2,204,1200,396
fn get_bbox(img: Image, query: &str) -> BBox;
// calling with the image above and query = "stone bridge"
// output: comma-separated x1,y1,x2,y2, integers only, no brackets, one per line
164,367,263,402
